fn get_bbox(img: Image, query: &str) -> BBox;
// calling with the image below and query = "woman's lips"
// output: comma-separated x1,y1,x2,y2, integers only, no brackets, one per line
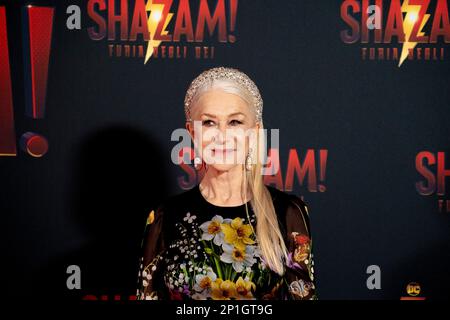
213,149,236,153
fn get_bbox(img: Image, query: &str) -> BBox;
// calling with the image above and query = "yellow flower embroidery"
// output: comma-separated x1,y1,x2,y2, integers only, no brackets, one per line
231,246,246,262
199,277,212,289
211,279,238,300
294,244,310,263
235,277,256,299
221,217,255,250
292,232,311,263
146,210,155,225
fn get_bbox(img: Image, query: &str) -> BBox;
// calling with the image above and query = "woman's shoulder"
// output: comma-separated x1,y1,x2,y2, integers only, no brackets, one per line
265,185,310,222
266,184,308,208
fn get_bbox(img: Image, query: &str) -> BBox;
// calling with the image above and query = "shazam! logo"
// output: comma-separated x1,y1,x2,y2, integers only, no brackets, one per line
170,126,328,194
416,151,450,213
81,0,239,61
340,0,450,66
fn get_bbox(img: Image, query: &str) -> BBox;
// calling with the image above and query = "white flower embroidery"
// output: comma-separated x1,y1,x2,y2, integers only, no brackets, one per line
289,279,314,299
193,269,217,295
183,212,197,223
220,243,257,272
199,215,231,246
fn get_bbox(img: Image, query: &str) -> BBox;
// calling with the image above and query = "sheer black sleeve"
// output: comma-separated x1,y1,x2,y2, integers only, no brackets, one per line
283,195,317,300
136,205,167,300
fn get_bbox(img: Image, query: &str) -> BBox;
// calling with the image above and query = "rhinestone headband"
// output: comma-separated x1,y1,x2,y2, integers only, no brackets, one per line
184,67,263,122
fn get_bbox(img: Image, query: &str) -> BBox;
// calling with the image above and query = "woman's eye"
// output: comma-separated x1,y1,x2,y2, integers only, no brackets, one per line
202,120,215,127
229,120,243,126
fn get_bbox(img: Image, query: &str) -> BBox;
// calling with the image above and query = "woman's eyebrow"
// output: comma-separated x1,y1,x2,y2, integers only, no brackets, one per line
228,112,246,117
201,112,246,118
201,113,217,118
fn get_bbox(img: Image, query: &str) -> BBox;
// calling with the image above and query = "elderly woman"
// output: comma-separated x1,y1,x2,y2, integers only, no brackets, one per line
137,67,316,300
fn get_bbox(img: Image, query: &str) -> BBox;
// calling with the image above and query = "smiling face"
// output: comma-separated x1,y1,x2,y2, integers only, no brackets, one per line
186,89,260,172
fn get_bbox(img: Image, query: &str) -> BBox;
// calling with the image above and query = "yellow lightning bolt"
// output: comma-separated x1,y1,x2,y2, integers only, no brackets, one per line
145,0,173,64
398,0,430,67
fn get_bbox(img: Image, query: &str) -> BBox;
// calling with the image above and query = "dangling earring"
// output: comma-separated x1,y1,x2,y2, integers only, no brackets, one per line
194,156,204,170
245,148,253,171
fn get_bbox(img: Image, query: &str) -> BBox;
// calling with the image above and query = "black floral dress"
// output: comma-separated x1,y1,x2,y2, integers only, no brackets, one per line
136,184,317,300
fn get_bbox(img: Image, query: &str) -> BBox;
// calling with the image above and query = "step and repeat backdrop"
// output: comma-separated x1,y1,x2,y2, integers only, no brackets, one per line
1,0,449,300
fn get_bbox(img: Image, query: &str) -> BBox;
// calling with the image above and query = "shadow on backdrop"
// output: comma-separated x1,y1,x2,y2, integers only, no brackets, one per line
33,126,170,300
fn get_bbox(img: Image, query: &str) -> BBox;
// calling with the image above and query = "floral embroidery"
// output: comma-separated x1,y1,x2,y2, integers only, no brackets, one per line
210,279,238,299
194,268,216,293
220,243,257,272
183,212,197,223
291,232,311,263
235,276,256,299
162,214,260,299
289,279,315,299
286,251,302,271
220,217,256,250
146,210,155,226
137,210,316,300
288,231,316,295
199,215,228,245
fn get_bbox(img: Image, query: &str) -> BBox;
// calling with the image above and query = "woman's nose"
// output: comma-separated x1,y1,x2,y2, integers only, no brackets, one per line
214,128,226,144
211,122,227,141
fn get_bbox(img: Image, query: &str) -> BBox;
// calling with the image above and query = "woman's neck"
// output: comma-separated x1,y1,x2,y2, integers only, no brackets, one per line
199,165,252,206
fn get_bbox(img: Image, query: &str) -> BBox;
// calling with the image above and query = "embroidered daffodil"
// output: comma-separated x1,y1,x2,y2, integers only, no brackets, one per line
235,276,256,299
221,217,255,250
220,243,256,272
199,215,230,246
211,279,237,300
193,269,217,292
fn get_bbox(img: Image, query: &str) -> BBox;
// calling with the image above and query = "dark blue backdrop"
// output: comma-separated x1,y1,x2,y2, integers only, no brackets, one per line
1,0,449,300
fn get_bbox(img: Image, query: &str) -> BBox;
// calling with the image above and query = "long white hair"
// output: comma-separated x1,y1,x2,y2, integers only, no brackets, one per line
189,78,289,276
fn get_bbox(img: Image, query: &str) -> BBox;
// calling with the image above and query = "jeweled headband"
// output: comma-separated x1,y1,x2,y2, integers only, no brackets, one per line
184,67,263,122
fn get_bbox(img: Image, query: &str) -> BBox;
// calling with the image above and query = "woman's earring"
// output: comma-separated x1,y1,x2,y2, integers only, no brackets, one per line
245,148,253,171
194,156,203,170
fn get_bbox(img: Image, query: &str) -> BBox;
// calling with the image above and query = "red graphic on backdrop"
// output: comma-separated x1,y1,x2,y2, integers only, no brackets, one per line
0,5,54,158
20,5,54,157
416,151,450,213
87,0,238,61
265,149,328,193
340,0,450,66
177,148,328,194
0,6,16,156
23,6,54,119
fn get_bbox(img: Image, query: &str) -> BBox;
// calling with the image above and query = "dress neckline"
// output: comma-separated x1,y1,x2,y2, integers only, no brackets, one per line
195,184,252,209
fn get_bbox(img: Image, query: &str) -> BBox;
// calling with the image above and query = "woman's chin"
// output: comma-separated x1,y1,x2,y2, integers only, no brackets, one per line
207,163,241,172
